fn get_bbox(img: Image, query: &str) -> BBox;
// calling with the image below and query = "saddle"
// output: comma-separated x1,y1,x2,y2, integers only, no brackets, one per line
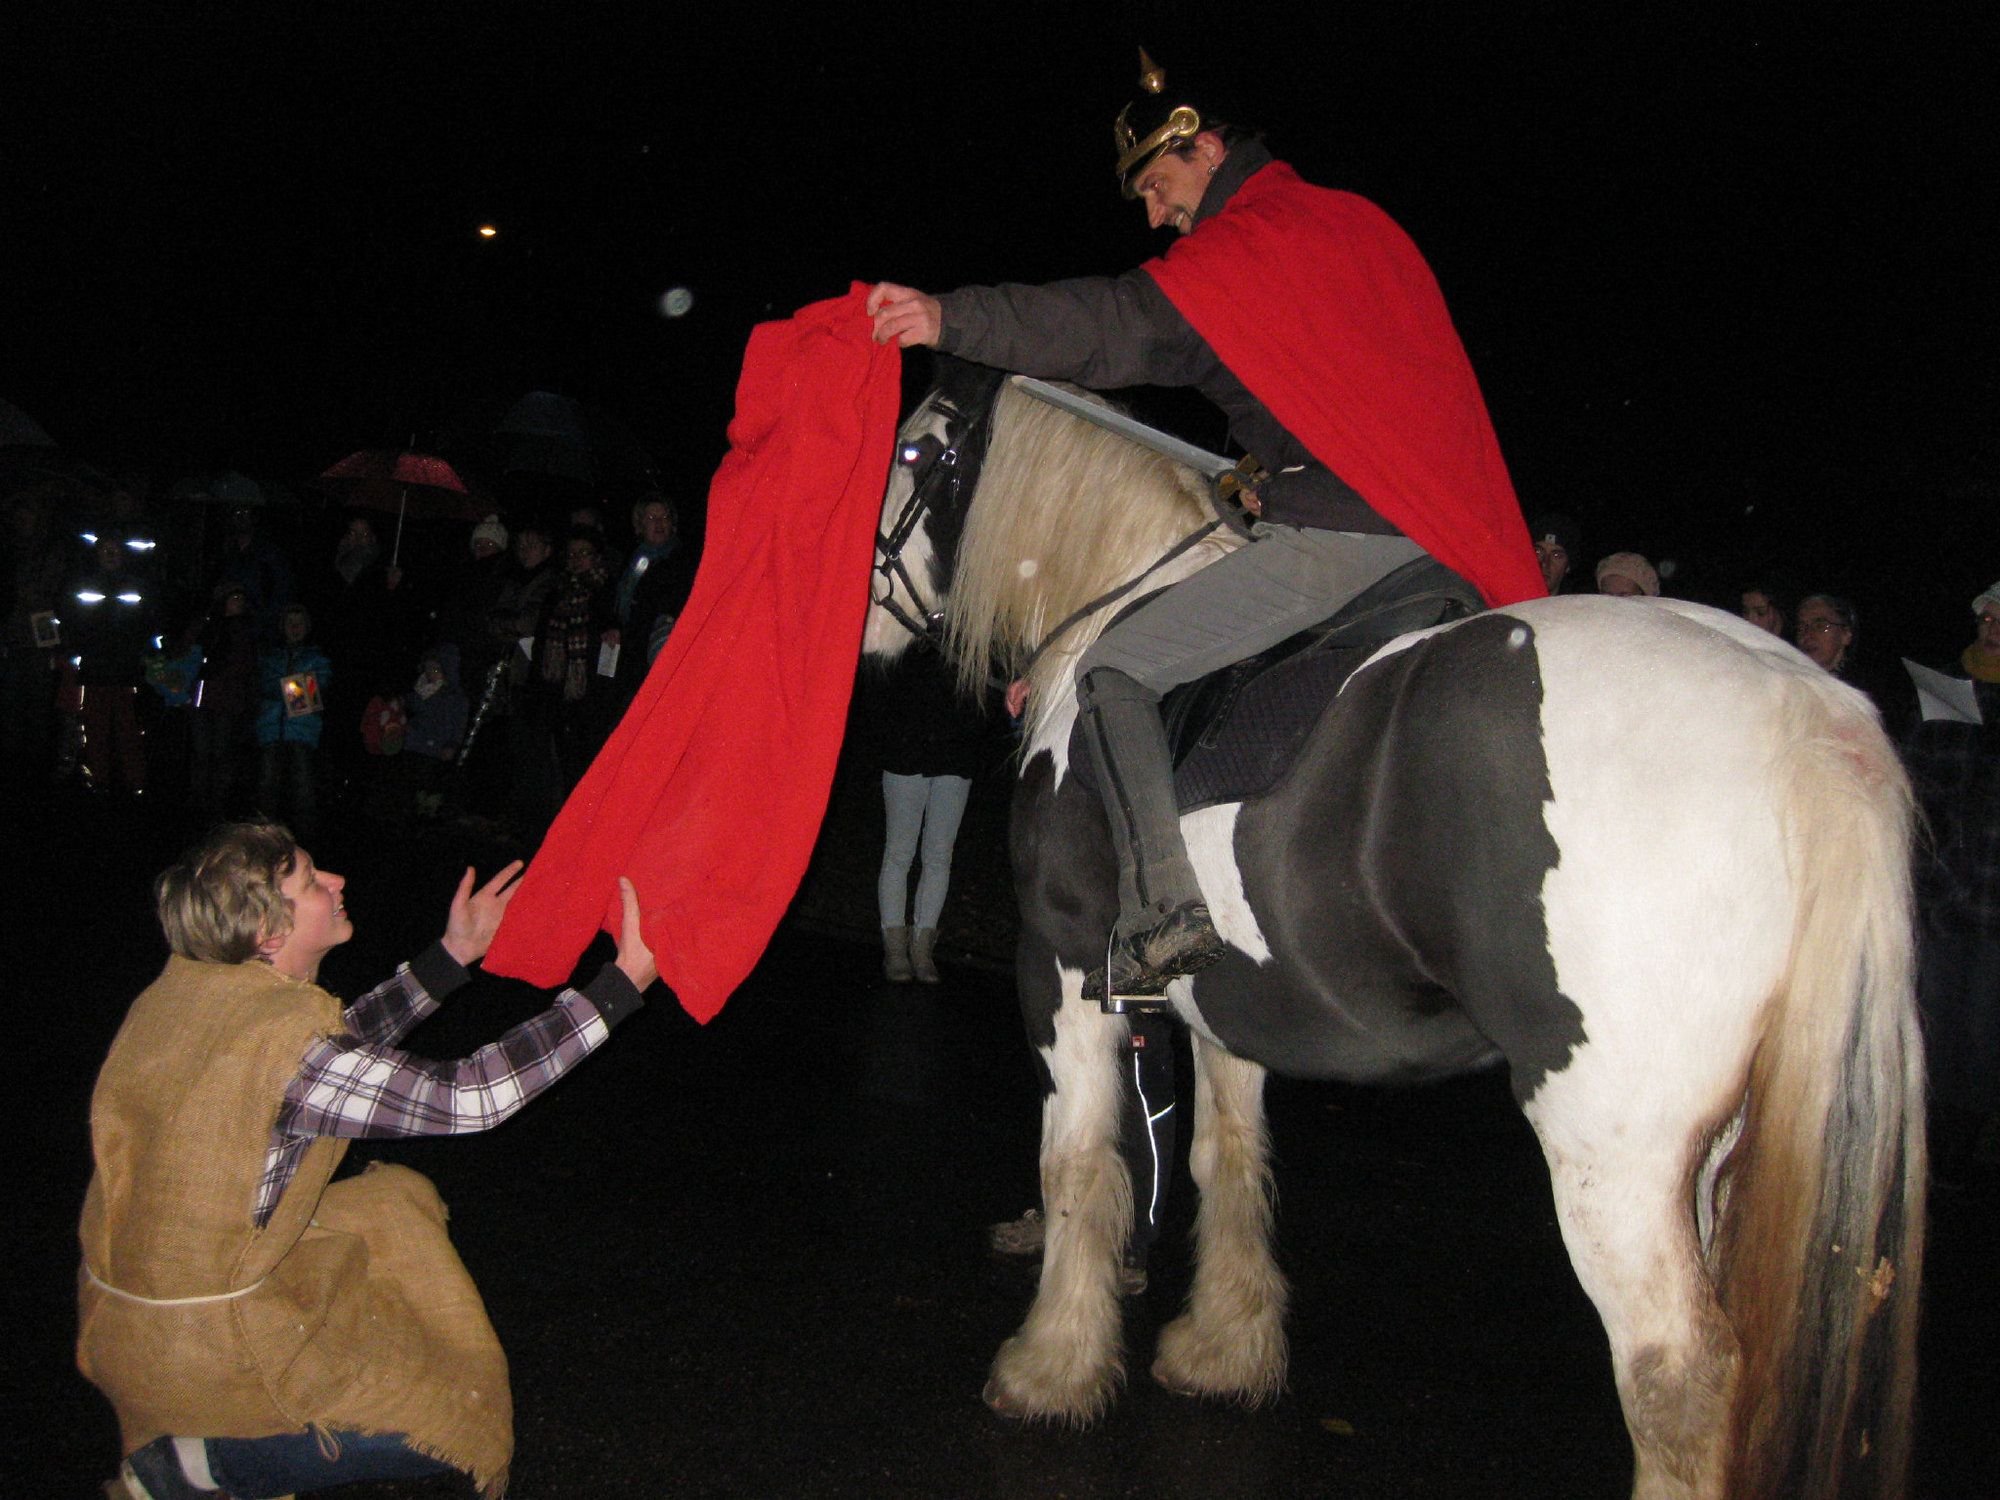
1145,556,1482,812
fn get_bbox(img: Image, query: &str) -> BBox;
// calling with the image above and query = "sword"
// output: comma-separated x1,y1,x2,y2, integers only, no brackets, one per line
1008,375,1263,509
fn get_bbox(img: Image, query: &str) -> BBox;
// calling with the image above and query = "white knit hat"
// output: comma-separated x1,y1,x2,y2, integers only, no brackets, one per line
470,515,509,553
1972,579,2000,616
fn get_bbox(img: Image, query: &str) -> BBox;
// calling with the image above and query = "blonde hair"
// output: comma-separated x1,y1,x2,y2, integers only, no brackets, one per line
154,821,299,964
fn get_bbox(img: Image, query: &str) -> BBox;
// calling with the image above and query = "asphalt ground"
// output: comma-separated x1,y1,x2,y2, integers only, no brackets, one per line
13,751,1997,1498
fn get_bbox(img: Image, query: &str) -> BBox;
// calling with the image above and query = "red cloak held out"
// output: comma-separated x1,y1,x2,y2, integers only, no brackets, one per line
482,285,901,1021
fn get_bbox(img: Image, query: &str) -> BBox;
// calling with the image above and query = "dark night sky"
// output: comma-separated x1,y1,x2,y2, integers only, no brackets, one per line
4,5,1994,653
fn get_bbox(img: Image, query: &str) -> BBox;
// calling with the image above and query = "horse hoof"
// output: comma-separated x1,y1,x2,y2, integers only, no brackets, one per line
1149,1362,1203,1400
982,1376,1030,1419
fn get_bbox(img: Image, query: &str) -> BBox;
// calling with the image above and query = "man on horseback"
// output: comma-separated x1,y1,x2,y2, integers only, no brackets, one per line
869,52,1542,1002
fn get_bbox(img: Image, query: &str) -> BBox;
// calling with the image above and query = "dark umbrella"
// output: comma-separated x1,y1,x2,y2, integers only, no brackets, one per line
319,448,482,567
0,396,56,449
492,392,660,491
169,470,271,507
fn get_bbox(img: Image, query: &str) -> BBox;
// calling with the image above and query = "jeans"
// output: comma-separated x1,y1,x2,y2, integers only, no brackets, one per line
878,771,972,930
204,1428,450,1497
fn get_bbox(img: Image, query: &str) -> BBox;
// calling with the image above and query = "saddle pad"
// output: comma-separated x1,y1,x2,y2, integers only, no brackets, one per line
1069,559,1480,814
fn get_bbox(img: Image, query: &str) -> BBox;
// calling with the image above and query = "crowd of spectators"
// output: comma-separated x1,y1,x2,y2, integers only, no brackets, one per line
4,470,1992,1184
0,471,697,848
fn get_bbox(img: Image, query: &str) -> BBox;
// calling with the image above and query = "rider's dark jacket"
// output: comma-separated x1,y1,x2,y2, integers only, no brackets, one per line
934,141,1393,537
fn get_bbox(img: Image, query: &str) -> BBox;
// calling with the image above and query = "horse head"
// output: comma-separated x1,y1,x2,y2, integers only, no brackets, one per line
862,358,1006,663
868,362,1240,755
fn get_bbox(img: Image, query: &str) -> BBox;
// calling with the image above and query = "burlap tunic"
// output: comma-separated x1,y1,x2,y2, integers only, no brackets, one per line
78,956,512,1495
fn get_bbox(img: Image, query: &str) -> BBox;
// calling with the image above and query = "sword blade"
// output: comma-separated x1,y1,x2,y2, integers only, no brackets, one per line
1008,375,1236,479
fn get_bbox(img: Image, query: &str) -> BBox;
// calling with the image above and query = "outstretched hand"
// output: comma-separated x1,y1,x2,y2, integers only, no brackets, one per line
610,876,659,992
441,860,526,968
867,282,942,348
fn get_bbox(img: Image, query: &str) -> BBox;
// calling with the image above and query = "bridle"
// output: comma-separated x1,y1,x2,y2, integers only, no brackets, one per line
871,384,998,646
871,372,1228,676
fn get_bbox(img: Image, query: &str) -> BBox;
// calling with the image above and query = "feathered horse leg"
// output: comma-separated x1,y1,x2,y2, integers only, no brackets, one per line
984,967,1132,1423
1152,1032,1288,1404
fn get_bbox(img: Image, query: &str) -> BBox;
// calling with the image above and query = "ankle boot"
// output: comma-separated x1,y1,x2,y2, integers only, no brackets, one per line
911,926,941,984
882,925,914,982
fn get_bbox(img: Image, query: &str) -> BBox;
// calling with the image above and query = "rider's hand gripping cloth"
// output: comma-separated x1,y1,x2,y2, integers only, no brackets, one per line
482,284,900,1021
1144,161,1545,608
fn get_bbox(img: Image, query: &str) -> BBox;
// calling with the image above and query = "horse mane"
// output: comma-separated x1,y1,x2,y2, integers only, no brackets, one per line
942,381,1240,738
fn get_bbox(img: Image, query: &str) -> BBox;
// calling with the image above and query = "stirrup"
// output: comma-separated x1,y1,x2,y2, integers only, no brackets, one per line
1090,930,1175,1016
1101,989,1174,1016
1088,901,1224,1013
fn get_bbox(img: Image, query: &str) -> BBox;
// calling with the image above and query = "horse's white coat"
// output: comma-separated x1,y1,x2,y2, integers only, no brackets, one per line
1513,597,1819,1491
1184,802,1271,963
1026,689,1080,786
988,958,1133,1419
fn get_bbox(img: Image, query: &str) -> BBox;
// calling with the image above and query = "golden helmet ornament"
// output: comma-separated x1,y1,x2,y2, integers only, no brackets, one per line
1112,49,1207,198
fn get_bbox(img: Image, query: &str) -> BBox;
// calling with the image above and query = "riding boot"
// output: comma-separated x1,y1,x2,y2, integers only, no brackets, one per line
910,926,941,984
882,925,914,983
1077,668,1225,1006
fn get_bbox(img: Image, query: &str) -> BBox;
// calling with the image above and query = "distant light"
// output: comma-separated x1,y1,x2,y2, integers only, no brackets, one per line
1658,558,1679,580
117,591,143,604
80,530,98,545
659,286,694,318
126,538,156,552
477,224,499,239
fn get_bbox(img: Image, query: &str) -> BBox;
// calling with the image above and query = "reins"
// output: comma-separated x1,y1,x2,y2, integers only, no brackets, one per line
1016,519,1221,679
874,372,1233,683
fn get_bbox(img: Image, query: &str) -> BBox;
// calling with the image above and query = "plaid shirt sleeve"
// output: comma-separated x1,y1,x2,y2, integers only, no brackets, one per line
334,943,461,1049
254,952,643,1225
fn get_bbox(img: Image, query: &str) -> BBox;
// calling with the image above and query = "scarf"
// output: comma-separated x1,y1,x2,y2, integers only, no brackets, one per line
540,561,607,703
1962,641,2000,684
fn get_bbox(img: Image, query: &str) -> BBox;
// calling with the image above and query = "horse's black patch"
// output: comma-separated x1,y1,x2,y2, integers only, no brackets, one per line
1187,614,1588,1103
1010,749,1120,1079
1165,557,1481,811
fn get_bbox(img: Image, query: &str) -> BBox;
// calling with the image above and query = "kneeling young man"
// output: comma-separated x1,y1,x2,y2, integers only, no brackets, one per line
80,821,656,1499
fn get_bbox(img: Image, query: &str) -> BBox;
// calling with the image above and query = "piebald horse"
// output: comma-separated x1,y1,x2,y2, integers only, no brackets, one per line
864,361,1924,1500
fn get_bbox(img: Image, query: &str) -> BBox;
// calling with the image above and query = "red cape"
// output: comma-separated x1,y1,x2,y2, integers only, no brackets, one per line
1143,163,1544,607
482,285,901,1021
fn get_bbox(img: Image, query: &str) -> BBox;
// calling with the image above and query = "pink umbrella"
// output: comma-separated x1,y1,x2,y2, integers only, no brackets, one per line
319,448,483,566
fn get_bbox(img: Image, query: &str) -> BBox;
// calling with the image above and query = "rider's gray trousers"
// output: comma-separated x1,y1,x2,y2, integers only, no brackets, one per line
1077,523,1427,696
1074,525,1426,926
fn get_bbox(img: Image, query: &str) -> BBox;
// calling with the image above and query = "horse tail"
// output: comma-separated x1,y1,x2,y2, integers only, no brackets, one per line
1717,675,1925,1500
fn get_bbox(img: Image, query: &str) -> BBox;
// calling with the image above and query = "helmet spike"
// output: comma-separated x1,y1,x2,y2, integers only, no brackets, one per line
1137,48,1167,95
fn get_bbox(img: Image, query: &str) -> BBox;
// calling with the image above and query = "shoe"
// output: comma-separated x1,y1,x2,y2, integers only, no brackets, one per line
988,1207,1045,1257
111,1437,222,1500
910,927,941,985
882,925,913,983
1082,901,1226,1003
